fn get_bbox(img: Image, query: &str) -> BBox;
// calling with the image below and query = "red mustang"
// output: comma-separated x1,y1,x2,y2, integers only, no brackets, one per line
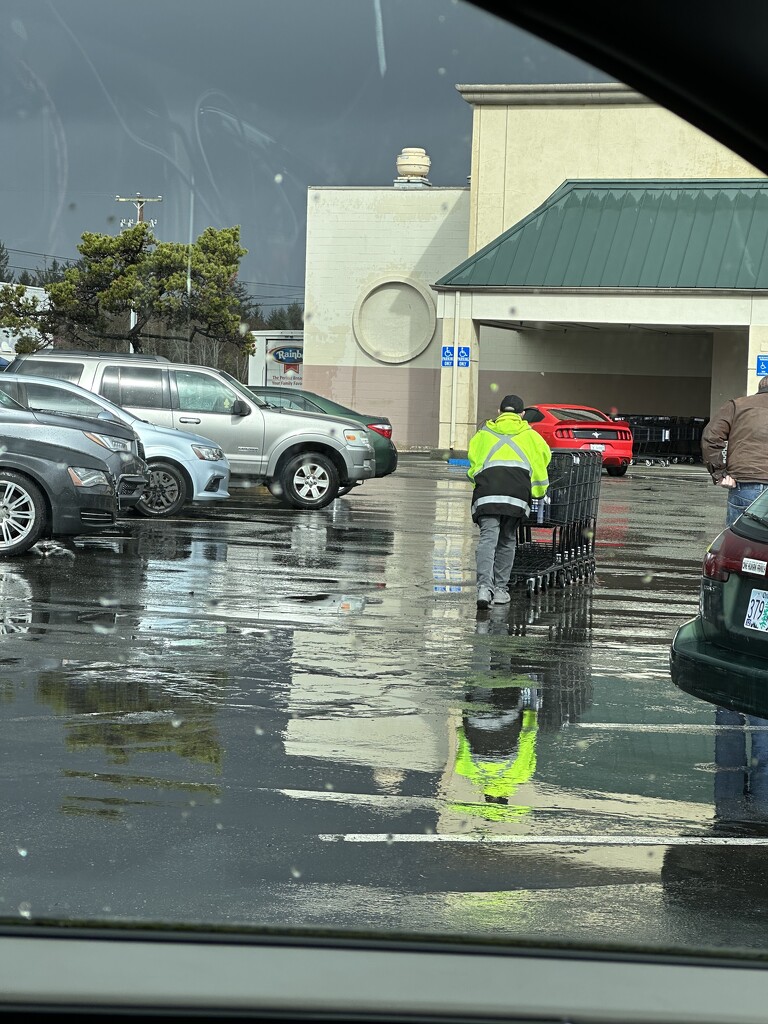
522,404,633,477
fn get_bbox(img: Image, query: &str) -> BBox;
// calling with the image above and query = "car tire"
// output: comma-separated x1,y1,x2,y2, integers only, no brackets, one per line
0,472,47,556
135,461,188,518
279,453,339,510
606,465,628,477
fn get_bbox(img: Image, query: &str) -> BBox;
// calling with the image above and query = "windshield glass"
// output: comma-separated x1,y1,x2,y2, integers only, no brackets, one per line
1,0,765,970
218,371,268,407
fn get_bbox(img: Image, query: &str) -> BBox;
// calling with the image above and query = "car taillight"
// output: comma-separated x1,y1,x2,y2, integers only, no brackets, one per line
703,530,751,581
554,427,573,439
367,422,392,439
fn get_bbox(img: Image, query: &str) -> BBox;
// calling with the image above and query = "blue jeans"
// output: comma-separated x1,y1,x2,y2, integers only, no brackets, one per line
727,482,768,527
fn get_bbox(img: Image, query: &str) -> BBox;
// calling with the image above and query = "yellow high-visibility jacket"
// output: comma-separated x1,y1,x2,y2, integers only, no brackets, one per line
451,709,539,820
467,413,551,521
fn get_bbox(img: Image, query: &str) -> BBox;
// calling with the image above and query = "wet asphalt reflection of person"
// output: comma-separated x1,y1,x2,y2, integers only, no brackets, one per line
661,708,768,927
450,609,542,821
714,706,768,825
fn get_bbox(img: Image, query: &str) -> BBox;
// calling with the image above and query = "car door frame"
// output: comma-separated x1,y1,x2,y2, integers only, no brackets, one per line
168,367,266,476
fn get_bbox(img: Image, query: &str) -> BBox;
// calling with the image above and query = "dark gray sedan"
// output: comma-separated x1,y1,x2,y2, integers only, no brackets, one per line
0,390,148,510
0,433,118,555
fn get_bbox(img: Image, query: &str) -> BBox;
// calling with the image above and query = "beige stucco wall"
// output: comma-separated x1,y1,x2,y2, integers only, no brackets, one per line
302,186,470,447
462,84,765,254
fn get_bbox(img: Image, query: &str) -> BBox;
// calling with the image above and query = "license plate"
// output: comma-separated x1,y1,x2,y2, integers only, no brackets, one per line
744,589,768,631
589,443,605,451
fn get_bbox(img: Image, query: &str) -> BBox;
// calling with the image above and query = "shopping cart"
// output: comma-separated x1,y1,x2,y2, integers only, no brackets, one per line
616,414,709,466
509,450,602,596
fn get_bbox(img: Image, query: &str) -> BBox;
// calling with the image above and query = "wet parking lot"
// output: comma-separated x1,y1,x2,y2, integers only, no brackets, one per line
1,456,766,955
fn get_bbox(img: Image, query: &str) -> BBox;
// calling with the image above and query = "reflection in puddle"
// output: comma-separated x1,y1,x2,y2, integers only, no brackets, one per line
440,589,593,830
0,568,33,635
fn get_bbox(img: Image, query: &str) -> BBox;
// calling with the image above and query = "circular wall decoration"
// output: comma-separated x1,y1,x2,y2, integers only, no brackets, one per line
352,277,437,364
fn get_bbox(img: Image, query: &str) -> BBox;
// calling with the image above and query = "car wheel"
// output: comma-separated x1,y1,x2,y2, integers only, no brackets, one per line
135,461,188,518
606,465,628,477
0,472,46,556
279,453,339,510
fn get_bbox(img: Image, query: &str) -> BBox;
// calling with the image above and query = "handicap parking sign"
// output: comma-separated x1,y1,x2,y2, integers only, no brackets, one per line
758,355,768,376
457,346,470,367
441,345,454,368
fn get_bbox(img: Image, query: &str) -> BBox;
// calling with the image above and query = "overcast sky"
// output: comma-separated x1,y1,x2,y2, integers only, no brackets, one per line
0,0,610,307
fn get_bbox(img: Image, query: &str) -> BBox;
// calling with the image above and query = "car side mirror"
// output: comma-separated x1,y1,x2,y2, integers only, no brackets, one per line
231,399,251,417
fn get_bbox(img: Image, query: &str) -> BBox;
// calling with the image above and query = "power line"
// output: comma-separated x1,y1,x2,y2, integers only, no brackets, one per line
4,248,305,303
239,279,304,289
7,247,78,264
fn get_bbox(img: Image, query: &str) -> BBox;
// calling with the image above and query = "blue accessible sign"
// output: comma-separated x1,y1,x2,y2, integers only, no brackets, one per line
758,355,768,376
441,345,455,368
457,345,470,367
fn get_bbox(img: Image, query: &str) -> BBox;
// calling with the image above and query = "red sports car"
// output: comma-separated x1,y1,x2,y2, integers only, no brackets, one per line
522,404,633,476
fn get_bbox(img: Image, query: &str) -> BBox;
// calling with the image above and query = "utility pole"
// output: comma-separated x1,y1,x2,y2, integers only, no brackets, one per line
115,193,162,351
115,192,163,231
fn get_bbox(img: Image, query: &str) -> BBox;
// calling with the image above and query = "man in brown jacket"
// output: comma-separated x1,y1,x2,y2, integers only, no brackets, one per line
702,377,768,526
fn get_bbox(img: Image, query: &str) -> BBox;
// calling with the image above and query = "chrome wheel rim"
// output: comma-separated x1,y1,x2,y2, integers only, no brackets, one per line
0,482,36,549
142,469,181,511
293,462,330,501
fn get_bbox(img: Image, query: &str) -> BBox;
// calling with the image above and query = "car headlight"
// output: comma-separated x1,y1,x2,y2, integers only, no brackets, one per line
83,431,134,453
68,466,111,488
191,443,225,461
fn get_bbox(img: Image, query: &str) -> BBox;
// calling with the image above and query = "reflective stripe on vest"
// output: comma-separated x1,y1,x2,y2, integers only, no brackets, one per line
480,428,532,475
473,494,530,512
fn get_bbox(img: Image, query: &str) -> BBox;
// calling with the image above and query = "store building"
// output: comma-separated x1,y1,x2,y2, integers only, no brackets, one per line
302,84,767,452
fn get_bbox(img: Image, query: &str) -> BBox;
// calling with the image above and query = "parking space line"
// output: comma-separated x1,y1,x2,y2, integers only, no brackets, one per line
319,834,768,845
572,723,768,732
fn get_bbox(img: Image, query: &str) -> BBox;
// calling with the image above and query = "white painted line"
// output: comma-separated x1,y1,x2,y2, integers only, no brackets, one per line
572,722,768,732
319,834,768,845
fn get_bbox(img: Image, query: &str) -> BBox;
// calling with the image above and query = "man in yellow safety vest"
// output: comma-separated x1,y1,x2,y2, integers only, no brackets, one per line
467,395,551,609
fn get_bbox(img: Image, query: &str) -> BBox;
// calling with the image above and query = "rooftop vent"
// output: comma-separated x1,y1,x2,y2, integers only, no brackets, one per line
394,147,432,189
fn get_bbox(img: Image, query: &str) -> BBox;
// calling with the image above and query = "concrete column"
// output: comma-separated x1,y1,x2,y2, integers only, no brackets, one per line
437,293,480,453
710,329,749,416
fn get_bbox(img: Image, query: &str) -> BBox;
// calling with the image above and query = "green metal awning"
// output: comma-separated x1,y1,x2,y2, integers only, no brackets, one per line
435,179,768,290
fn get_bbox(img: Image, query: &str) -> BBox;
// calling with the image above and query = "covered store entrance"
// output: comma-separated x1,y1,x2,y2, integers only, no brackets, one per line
433,180,768,452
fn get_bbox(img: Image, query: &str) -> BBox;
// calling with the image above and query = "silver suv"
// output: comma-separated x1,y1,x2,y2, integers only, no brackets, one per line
6,352,375,509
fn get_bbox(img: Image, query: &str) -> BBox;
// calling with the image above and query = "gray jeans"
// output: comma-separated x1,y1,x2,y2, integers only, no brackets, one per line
475,514,518,590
